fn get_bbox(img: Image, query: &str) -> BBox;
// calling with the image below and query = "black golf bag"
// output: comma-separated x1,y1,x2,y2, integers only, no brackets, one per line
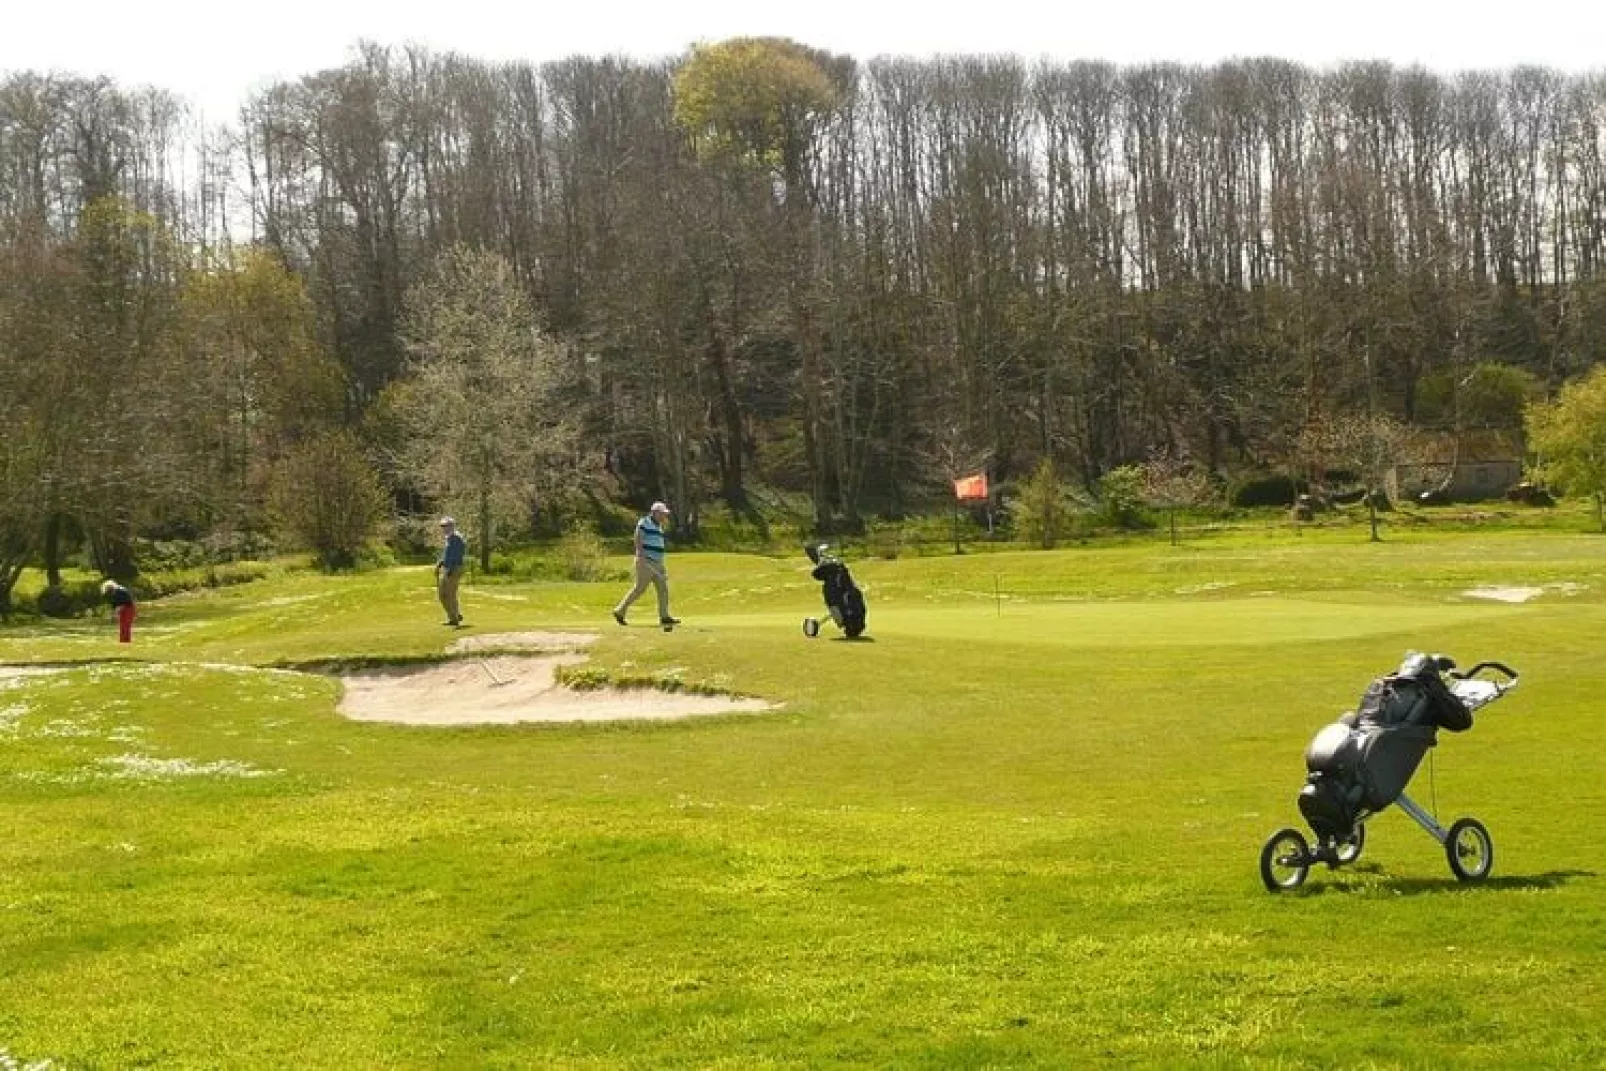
1297,652,1473,841
805,543,867,638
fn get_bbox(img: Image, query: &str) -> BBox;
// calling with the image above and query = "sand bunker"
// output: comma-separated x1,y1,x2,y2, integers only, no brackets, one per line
446,631,599,654
1463,583,1590,604
1464,586,1544,603
337,654,772,726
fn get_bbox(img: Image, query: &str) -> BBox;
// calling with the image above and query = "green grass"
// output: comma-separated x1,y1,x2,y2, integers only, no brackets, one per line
2,527,1604,1067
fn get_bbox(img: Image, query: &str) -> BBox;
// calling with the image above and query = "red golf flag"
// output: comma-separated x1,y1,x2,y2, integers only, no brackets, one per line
953,473,989,501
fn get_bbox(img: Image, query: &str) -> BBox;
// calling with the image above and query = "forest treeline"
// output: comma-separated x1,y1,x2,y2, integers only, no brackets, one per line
4,41,1606,597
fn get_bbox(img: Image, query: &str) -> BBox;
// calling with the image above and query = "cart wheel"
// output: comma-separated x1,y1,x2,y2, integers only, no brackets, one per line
1333,823,1366,866
1260,828,1311,892
1445,817,1493,882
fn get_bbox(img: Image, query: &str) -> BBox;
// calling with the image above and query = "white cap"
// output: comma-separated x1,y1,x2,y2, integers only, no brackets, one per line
650,501,670,514
439,516,455,527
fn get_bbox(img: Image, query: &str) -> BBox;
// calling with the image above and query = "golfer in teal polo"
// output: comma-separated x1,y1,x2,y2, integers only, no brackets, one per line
613,501,679,627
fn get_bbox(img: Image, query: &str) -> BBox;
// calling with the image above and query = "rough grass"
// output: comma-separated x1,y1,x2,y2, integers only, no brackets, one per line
1,526,1603,1067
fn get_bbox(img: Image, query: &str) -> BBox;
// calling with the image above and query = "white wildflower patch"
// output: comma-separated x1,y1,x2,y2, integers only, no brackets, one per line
13,770,91,786
35,719,98,739
258,593,328,608
0,667,64,687
471,589,530,602
1175,580,1234,594
0,1047,59,1071
0,702,29,735
98,753,280,780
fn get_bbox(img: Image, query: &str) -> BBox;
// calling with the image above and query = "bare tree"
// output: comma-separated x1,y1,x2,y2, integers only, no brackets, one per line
394,245,575,569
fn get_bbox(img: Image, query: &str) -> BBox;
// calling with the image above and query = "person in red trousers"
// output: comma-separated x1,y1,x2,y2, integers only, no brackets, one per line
101,579,136,643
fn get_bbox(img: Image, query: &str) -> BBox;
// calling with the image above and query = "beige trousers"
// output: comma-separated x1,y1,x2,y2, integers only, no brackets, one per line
437,567,463,624
615,556,670,620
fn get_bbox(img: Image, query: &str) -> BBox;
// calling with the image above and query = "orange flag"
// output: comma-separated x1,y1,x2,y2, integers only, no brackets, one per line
952,473,989,501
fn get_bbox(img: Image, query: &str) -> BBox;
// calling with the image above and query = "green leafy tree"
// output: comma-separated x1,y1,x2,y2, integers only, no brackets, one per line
1526,366,1606,530
0,225,61,615
1098,465,1152,530
1015,458,1073,549
180,248,344,528
1417,362,1541,428
673,37,851,531
34,197,187,583
672,37,847,174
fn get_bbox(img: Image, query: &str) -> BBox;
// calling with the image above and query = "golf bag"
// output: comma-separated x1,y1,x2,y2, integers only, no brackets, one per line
1297,652,1473,841
804,543,867,638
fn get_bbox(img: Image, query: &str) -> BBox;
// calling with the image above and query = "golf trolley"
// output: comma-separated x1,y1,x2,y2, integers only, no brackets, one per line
802,543,867,639
1260,653,1519,892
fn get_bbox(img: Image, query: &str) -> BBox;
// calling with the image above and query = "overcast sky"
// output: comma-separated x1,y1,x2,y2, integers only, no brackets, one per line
4,0,1603,122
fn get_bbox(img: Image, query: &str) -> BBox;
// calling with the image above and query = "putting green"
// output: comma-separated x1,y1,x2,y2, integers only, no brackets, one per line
715,596,1527,648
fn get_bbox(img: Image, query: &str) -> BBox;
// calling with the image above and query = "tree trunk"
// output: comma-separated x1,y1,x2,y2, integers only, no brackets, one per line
705,319,748,512
478,486,493,573
43,513,64,588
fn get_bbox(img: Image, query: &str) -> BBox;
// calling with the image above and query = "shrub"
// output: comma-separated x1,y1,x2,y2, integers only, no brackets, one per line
389,515,442,563
866,521,904,559
269,432,388,570
1098,465,1153,529
16,561,273,618
36,580,100,618
1230,473,1298,508
1015,459,1074,548
557,527,611,581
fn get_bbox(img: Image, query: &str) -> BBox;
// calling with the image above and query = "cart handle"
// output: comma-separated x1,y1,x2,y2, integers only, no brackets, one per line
1450,661,1519,685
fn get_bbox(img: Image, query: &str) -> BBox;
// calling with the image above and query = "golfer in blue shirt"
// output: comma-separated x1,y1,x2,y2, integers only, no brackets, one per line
436,516,467,627
613,501,679,627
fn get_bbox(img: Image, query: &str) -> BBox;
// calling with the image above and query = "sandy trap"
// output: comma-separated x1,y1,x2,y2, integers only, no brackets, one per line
446,630,599,654
337,654,772,726
1463,583,1587,603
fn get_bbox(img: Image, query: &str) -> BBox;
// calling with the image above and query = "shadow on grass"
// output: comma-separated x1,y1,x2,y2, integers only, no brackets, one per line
1286,866,1595,897
1382,870,1596,895
0,656,150,670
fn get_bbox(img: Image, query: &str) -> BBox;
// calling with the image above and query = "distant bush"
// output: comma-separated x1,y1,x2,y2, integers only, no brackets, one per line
1098,465,1154,530
389,515,441,563
135,532,277,570
1506,481,1556,507
269,432,388,570
1230,473,1298,508
557,527,611,581
865,521,904,559
137,562,273,599
18,561,272,618
1016,459,1074,548
35,580,100,618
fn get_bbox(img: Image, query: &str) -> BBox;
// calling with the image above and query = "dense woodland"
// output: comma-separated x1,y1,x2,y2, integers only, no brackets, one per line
5,40,1606,597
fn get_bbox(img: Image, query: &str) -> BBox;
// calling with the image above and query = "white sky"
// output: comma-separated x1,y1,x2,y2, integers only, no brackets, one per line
4,0,1603,123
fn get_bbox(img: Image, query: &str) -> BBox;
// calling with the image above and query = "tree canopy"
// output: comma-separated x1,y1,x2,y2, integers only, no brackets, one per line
1526,366,1606,529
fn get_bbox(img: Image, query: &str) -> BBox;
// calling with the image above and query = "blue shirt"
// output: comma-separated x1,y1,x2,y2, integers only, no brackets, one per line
636,516,666,562
440,531,466,570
